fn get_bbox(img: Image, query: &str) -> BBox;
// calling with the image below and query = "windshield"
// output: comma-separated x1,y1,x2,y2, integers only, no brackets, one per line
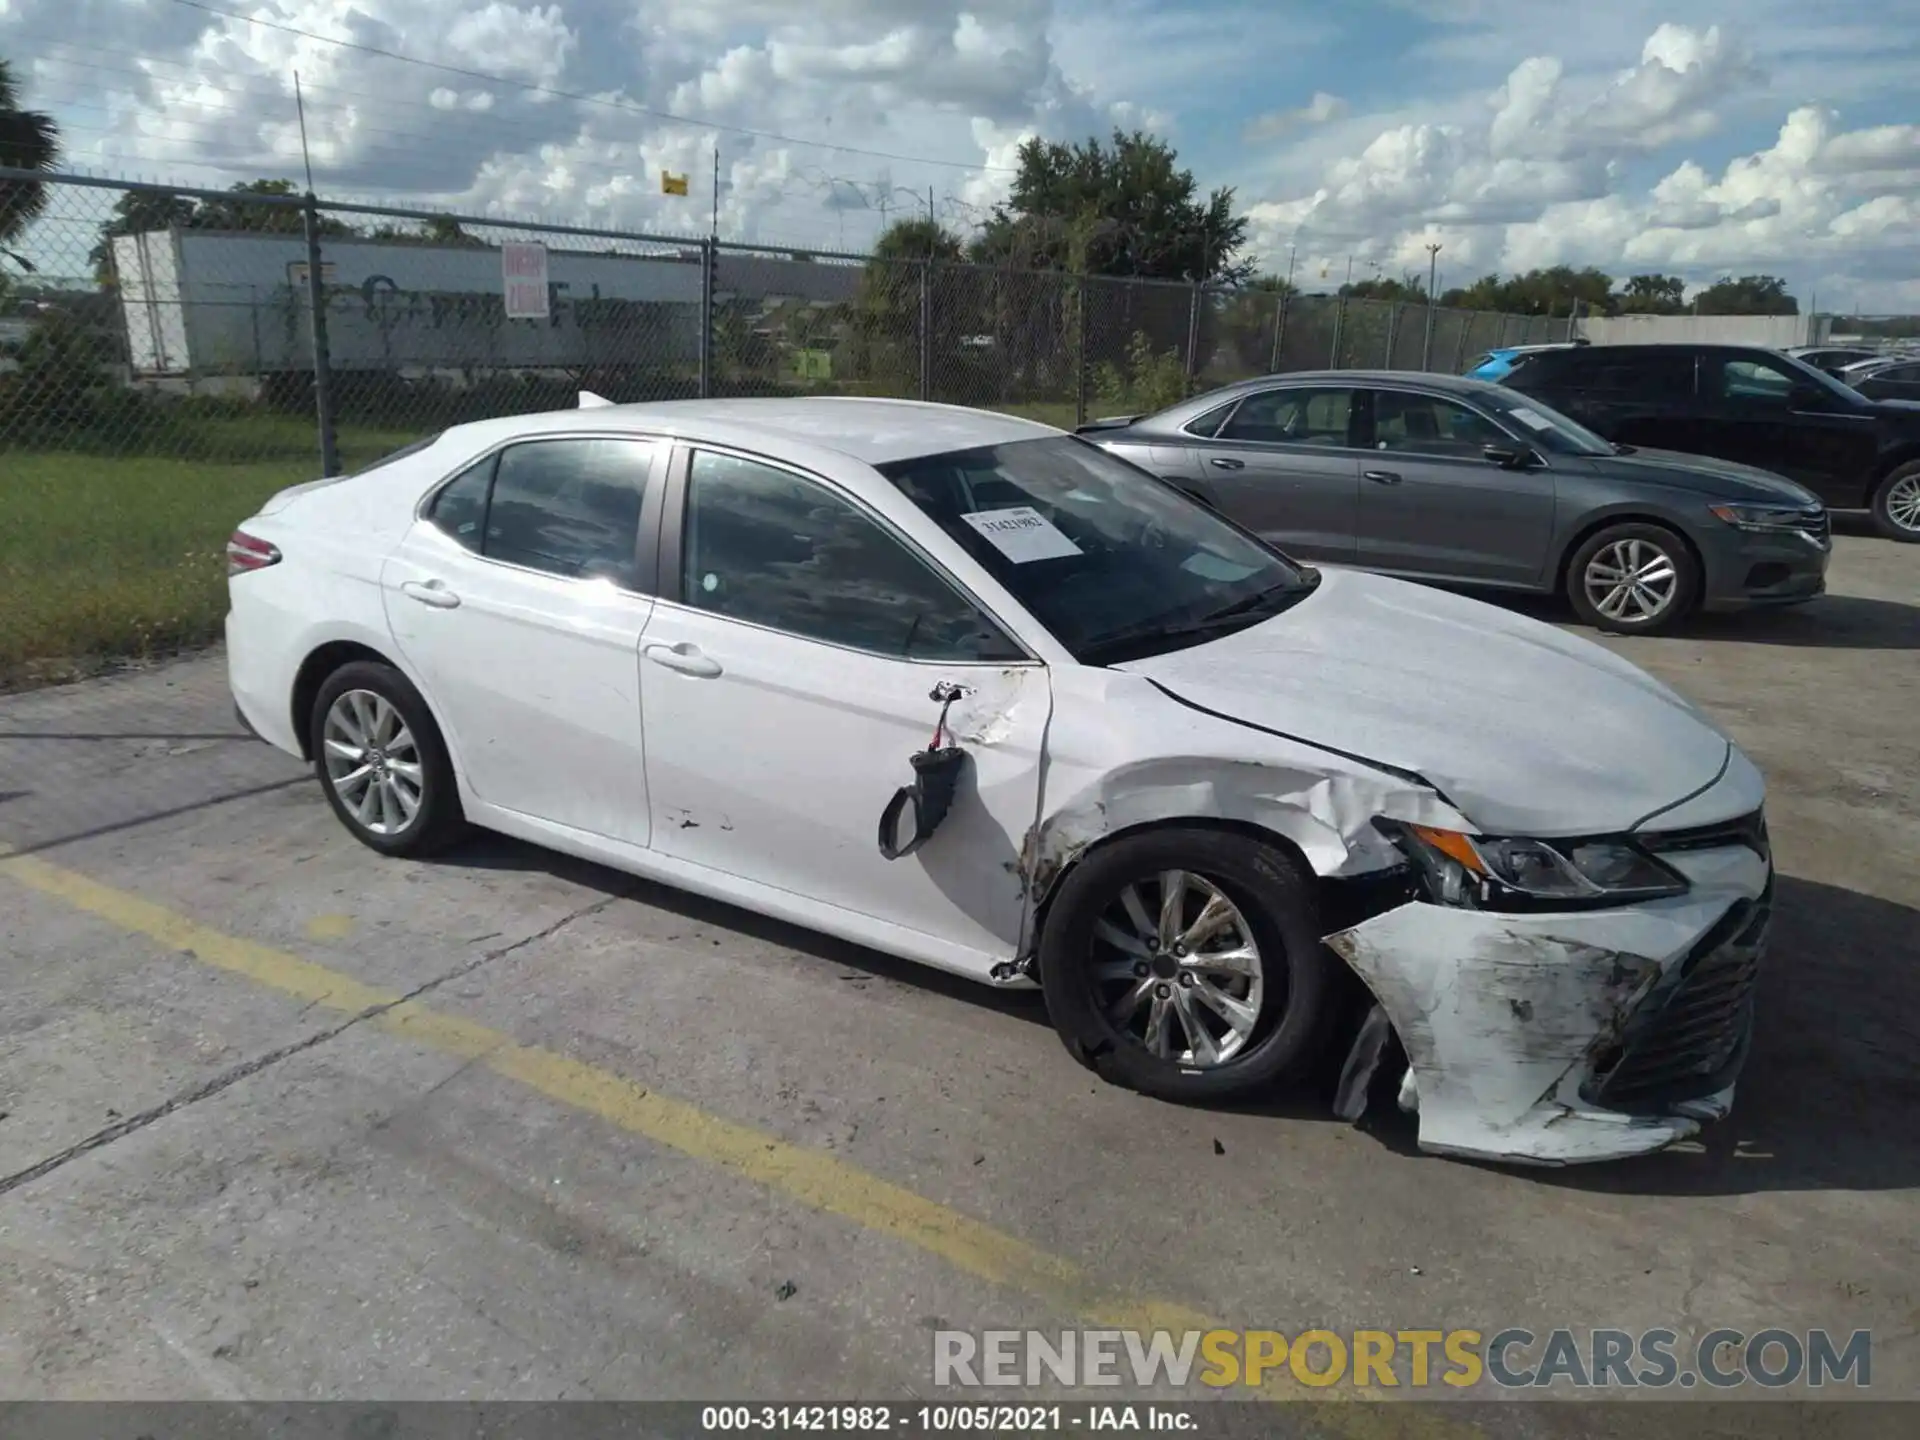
877,437,1312,664
1476,390,1616,457
1776,352,1871,405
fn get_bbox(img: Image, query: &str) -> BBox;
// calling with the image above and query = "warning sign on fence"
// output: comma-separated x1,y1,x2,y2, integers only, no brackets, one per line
502,243,550,319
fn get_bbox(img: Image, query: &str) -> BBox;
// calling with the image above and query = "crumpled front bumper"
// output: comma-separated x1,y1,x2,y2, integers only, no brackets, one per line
1325,842,1771,1166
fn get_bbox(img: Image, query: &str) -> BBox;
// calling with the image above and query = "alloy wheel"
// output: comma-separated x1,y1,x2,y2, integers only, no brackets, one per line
322,689,424,836
1088,869,1267,1067
1884,474,1920,534
1583,537,1679,625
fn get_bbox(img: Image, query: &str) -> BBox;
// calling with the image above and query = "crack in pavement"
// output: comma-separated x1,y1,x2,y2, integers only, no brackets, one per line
0,891,629,1202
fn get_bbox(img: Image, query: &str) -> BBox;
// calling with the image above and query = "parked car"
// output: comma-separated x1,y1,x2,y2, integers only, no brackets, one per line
1782,344,1884,378
1499,342,1920,541
1464,340,1587,382
1836,354,1920,405
227,396,1772,1166
1085,371,1828,633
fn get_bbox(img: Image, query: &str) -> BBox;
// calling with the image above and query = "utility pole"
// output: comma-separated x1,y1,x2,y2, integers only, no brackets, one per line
1421,242,1441,369
711,142,721,238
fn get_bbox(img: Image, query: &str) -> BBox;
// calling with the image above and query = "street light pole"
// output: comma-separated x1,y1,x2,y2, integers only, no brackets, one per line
1422,242,1442,369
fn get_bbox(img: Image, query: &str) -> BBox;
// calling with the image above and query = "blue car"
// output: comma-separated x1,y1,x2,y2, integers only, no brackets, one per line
1465,341,1587,382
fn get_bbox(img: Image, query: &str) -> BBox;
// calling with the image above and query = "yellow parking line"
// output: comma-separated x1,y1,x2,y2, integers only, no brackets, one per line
1,848,1479,1437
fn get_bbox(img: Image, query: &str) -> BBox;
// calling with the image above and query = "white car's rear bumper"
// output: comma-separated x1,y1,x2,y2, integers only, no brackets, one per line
1326,834,1770,1166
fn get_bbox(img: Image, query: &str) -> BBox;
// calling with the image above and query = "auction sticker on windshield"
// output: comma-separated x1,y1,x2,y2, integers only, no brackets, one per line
1507,407,1556,431
961,507,1083,562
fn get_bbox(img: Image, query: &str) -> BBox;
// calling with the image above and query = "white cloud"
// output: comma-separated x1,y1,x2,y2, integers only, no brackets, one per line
1244,92,1348,143
1241,23,1920,303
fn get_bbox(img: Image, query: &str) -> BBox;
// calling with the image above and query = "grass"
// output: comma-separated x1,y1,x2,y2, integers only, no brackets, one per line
1,418,424,686
1,398,1086,688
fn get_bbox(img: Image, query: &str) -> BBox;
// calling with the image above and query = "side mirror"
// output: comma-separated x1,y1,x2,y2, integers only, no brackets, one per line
1482,444,1535,469
1789,383,1827,410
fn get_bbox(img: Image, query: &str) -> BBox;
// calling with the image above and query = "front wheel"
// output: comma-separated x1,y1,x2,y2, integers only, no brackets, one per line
1565,522,1700,634
1036,827,1339,1102
1869,462,1920,542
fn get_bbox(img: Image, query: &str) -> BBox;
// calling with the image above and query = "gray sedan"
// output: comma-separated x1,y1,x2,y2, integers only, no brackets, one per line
1085,371,1832,634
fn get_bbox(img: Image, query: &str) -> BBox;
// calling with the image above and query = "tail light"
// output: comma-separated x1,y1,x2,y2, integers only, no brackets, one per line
227,529,282,576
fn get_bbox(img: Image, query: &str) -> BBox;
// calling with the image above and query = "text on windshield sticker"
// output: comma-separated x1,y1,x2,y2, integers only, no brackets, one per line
960,506,1083,562
1507,407,1556,432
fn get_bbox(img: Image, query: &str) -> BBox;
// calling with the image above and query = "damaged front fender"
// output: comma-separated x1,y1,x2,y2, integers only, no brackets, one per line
1325,845,1770,1165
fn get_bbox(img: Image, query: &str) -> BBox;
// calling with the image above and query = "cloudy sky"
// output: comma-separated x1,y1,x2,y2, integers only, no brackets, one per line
4,0,1919,307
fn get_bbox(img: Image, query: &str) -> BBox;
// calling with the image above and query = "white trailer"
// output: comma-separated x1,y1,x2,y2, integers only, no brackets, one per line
111,229,704,376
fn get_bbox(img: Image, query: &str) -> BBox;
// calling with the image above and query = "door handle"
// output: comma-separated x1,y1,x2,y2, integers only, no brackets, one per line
400,579,461,608
1364,470,1403,485
643,641,723,678
1209,457,1246,470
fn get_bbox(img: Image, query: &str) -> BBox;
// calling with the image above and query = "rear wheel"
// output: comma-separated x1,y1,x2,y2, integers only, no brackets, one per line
309,661,467,857
1565,522,1699,634
1037,827,1338,1102
1869,462,1920,542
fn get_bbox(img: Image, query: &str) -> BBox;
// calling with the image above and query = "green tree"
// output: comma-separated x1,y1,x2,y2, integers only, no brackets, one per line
852,217,971,394
367,213,487,247
1692,274,1797,315
192,179,353,236
1438,267,1615,315
1615,273,1687,314
968,130,1250,284
1341,275,1424,302
0,58,61,272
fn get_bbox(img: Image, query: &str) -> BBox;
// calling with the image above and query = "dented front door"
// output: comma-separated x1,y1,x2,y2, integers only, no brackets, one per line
636,599,1051,962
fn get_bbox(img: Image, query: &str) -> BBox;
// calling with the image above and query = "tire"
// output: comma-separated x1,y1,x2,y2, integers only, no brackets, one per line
1869,461,1920,542
309,660,467,857
1565,522,1700,634
1036,826,1339,1103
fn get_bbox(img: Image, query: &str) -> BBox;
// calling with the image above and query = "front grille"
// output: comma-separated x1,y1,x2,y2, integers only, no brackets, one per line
1640,808,1769,863
1802,508,1831,546
1585,883,1770,1112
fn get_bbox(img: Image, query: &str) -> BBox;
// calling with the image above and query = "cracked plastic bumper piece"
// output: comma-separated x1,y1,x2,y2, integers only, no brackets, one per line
1325,844,1770,1165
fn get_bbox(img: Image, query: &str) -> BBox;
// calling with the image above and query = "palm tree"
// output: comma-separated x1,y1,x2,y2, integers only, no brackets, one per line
1,57,62,271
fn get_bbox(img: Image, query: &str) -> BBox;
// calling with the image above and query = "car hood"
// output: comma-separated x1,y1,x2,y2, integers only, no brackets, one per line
1115,568,1733,837
1586,447,1821,504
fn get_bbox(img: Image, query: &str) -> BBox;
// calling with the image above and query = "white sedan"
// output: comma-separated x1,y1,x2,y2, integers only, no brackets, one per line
226,397,1772,1165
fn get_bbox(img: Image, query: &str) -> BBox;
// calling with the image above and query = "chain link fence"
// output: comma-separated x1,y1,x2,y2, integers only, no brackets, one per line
2,170,1580,683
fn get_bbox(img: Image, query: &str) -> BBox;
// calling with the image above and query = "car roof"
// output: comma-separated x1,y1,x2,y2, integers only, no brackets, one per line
1125,370,1522,432
1200,369,1515,400
437,397,1062,467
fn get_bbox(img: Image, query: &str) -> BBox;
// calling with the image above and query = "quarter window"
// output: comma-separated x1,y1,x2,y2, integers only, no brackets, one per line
426,458,492,553
1372,392,1509,457
680,451,1023,662
1184,401,1238,438
1217,387,1353,445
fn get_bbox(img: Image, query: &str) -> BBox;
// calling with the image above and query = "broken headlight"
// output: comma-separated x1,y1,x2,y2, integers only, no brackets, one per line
1378,822,1688,910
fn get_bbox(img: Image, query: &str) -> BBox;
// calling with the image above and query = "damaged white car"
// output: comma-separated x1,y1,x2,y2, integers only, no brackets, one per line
227,398,1770,1166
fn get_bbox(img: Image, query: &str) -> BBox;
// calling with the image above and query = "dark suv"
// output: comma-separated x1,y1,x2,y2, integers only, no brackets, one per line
1500,343,1920,541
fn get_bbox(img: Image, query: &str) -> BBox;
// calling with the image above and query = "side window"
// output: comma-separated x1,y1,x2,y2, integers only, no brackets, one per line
1580,351,1696,397
680,451,1023,662
426,458,493,553
483,438,654,582
1883,364,1920,382
1372,392,1509,457
1716,358,1796,404
1184,401,1238,438
1218,387,1352,445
